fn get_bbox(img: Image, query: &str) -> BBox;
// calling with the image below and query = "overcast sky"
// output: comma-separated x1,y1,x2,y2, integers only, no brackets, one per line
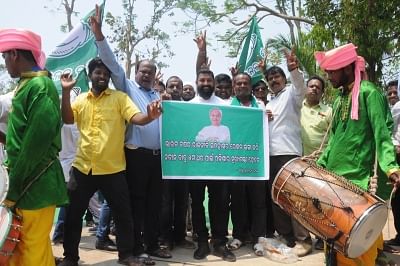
0,0,289,86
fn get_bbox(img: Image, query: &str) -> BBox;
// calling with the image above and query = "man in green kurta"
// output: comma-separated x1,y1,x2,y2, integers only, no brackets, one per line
317,80,397,190
315,43,400,266
0,28,68,266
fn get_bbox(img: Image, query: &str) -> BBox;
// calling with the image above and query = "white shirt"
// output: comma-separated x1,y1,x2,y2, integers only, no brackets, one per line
190,93,229,143
0,92,13,163
0,91,12,124
196,125,231,143
190,94,227,105
266,69,307,156
59,89,80,182
59,124,79,182
391,101,400,146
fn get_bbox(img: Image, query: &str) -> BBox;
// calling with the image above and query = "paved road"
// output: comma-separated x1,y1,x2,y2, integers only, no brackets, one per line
52,212,400,265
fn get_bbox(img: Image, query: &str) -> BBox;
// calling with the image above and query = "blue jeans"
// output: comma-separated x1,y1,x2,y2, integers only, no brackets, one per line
96,198,112,240
52,207,66,241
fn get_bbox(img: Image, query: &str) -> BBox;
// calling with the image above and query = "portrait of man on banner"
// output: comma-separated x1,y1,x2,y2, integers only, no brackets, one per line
195,108,231,143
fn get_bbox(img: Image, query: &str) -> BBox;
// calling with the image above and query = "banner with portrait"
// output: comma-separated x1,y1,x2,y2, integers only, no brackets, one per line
161,101,269,180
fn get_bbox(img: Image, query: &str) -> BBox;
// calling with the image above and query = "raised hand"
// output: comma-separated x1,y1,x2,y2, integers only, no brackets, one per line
199,57,212,71
266,109,274,121
60,73,77,91
89,4,104,41
193,30,207,51
160,91,172,101
154,70,164,87
147,100,162,120
284,47,299,72
257,51,268,74
229,62,239,77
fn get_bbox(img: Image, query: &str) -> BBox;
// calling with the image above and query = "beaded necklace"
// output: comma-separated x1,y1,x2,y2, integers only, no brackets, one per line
339,92,352,121
338,82,354,121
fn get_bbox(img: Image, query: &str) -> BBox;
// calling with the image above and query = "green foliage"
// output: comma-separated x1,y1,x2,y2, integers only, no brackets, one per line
176,0,314,59
305,0,400,83
267,32,317,76
104,0,177,78
60,24,68,33
176,0,399,87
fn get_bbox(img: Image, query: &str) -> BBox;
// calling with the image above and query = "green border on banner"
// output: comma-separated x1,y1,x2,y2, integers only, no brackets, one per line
161,101,269,180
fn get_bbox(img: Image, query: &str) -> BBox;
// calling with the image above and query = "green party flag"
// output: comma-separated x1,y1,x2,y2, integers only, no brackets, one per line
238,17,265,85
46,1,106,94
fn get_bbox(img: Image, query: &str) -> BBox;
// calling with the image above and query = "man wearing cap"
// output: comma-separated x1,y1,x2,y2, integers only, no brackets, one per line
0,28,68,266
315,43,400,265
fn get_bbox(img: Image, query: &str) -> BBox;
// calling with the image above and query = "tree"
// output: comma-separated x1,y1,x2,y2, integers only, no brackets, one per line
176,0,314,58
305,0,400,83
47,0,178,78
267,32,316,76
44,0,78,32
105,0,177,78
267,32,338,105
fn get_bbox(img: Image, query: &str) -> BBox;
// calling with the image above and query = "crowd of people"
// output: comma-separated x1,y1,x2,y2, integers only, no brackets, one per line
0,4,400,266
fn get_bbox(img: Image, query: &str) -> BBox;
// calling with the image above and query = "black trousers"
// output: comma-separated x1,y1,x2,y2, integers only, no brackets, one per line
160,179,189,243
63,168,134,262
190,180,230,246
391,188,400,240
268,155,310,242
230,180,267,244
125,148,162,255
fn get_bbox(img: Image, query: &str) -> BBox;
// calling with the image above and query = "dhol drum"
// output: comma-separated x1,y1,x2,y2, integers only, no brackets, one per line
0,205,22,264
271,157,388,258
0,166,9,204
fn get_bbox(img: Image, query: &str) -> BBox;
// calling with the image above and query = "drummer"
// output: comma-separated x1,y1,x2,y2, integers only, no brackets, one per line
0,29,69,266
315,43,400,266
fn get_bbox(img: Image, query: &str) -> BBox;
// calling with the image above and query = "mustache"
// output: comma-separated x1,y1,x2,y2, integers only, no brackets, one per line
199,85,213,90
271,81,279,87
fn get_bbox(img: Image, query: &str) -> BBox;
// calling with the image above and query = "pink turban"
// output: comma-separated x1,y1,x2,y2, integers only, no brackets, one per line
314,43,366,120
0,29,46,69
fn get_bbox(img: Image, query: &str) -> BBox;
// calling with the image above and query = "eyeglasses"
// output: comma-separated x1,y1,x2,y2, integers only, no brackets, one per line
253,87,267,92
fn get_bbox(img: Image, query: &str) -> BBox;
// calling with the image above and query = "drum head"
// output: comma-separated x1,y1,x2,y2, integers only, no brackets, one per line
271,157,300,205
0,206,12,248
0,166,9,203
346,202,388,258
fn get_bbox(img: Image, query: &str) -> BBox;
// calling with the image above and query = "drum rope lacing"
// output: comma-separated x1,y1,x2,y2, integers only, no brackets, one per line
288,160,362,219
280,183,348,243
276,159,368,242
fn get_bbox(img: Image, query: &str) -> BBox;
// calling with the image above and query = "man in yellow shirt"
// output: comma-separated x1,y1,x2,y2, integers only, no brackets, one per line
58,58,161,266
301,75,332,156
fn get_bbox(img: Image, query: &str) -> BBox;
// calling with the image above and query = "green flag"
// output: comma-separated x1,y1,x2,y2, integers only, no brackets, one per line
238,17,265,85
45,1,106,94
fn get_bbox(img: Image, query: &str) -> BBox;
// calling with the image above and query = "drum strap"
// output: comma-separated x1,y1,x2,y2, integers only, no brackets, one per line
325,243,337,266
12,159,55,211
330,231,344,242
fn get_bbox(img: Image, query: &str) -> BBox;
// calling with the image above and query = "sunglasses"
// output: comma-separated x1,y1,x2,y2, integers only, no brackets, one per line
253,87,267,92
